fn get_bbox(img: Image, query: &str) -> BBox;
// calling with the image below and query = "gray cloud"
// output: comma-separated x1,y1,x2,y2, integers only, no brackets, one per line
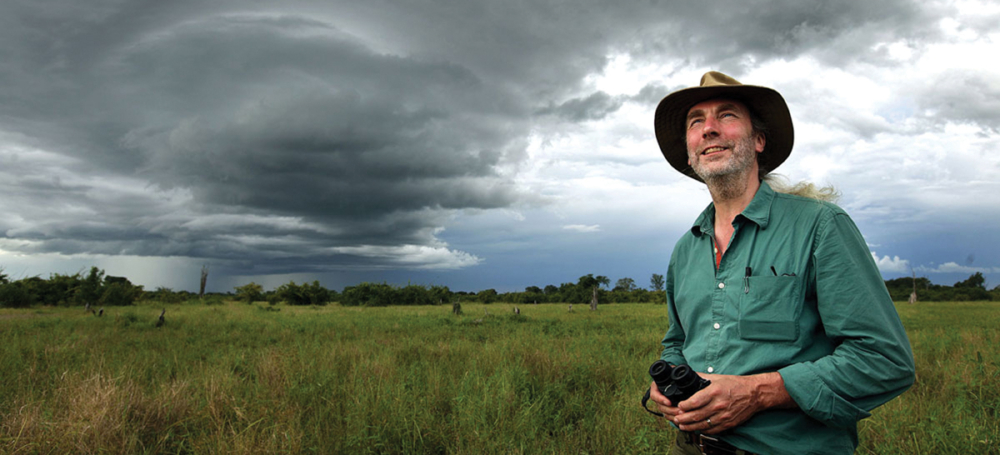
537,91,626,121
0,0,988,277
916,70,1000,131
0,10,531,272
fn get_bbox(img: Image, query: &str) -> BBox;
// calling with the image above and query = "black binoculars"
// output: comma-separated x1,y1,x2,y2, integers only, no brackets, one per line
641,360,711,416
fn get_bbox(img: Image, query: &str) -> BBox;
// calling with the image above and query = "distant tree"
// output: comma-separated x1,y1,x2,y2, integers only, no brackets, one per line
0,282,31,308
954,272,986,289
650,273,665,292
398,284,434,306
276,281,331,306
78,266,104,305
302,281,331,305
543,285,558,295
577,274,609,310
525,286,543,294
950,272,990,301
46,273,83,306
341,282,395,307
276,281,308,305
99,281,143,306
235,282,264,304
553,282,569,301
478,289,498,304
147,287,186,304
614,277,636,293
885,276,932,291
104,275,130,286
20,277,53,306
429,285,452,305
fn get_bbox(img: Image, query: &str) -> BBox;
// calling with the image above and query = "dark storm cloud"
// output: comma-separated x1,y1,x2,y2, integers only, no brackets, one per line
609,0,940,69
537,92,627,122
0,9,531,271
0,0,974,273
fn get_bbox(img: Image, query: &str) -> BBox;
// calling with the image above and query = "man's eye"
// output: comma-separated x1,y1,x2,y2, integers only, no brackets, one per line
688,119,703,128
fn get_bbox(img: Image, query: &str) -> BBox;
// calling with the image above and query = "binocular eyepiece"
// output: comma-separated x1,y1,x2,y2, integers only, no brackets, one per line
649,360,711,405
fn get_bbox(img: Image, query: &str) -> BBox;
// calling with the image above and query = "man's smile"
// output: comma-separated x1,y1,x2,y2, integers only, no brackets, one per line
701,146,729,156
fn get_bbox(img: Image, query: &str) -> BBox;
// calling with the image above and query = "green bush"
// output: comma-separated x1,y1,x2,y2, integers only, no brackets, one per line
341,282,396,307
0,283,31,308
302,281,331,305
478,289,498,304
99,282,143,306
146,287,188,304
397,284,435,306
201,294,226,305
234,282,264,304
276,281,331,306
77,267,104,305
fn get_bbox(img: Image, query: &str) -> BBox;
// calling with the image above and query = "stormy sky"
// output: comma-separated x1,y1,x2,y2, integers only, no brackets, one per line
2,0,998,293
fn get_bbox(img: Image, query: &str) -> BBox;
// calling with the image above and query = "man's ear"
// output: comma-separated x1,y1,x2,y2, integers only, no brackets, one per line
754,133,765,154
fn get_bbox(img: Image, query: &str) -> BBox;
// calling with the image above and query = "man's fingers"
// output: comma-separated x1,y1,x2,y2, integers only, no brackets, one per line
676,414,726,434
676,382,719,411
649,382,675,408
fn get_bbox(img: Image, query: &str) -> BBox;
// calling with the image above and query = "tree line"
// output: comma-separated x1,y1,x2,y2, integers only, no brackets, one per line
1,266,997,309
0,267,144,308
884,272,998,302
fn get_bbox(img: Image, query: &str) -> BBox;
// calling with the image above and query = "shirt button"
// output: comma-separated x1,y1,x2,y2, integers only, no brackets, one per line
718,282,725,289
713,322,721,330
707,367,714,373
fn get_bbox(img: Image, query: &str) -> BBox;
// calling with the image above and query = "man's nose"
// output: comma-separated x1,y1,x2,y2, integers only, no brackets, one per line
700,118,720,138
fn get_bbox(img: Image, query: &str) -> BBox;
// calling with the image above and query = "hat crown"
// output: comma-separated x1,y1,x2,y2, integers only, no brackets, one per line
700,71,742,88
654,70,794,182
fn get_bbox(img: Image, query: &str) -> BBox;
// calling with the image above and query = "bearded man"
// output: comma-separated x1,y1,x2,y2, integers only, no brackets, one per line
647,72,915,455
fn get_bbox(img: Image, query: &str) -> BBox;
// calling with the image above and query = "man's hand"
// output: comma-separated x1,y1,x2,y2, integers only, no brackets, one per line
652,372,796,435
648,381,682,422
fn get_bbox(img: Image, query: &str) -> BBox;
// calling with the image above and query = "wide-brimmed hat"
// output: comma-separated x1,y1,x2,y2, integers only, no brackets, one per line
654,71,793,182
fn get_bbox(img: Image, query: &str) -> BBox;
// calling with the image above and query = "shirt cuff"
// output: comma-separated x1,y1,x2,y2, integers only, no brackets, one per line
779,363,871,429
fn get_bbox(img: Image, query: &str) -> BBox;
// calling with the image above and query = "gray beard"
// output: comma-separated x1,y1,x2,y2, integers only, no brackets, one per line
704,168,754,201
692,135,758,201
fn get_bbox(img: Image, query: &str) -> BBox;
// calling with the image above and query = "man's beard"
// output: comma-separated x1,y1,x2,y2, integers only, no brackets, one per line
690,134,758,200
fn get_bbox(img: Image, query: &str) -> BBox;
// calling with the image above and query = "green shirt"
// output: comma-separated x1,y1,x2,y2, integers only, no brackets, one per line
661,181,915,455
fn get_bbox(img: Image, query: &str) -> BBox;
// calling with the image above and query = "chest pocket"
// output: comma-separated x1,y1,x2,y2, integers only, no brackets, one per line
738,275,800,341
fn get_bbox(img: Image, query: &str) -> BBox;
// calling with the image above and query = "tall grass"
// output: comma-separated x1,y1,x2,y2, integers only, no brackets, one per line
1,301,997,454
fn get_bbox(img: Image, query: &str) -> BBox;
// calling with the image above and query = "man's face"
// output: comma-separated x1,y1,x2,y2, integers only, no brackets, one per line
684,98,764,181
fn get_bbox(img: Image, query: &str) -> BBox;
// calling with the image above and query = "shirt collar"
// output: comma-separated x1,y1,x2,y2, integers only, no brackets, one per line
691,180,775,236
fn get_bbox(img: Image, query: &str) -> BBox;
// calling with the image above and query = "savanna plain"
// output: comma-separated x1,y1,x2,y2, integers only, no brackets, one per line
1,301,997,454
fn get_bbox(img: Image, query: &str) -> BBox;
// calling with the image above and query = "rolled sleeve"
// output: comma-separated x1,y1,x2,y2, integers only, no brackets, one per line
779,363,871,428
782,211,915,428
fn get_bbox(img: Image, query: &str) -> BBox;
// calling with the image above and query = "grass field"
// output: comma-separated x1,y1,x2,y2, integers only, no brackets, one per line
1,301,997,454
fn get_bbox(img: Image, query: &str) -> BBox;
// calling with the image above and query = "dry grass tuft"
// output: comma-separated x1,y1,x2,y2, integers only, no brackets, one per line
257,349,289,399
2,372,194,453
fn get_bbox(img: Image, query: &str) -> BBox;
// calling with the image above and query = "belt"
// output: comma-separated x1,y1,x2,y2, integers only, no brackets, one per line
680,432,757,455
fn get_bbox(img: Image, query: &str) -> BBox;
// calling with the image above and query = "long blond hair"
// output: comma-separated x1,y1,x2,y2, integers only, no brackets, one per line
763,174,840,203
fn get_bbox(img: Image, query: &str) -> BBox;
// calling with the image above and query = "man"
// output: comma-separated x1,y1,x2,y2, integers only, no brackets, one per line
648,72,915,455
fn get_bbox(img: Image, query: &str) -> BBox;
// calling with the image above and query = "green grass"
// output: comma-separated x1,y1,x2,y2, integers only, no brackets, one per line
0,301,997,454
